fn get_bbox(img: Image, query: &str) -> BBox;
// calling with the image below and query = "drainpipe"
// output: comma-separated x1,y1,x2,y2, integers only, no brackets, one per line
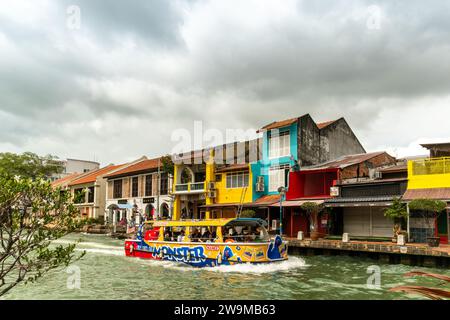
407,203,410,242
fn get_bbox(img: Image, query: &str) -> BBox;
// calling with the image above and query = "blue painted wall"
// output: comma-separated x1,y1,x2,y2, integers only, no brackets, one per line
250,123,298,201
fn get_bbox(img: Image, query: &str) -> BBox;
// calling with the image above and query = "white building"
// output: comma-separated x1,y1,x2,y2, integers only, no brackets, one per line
103,157,173,226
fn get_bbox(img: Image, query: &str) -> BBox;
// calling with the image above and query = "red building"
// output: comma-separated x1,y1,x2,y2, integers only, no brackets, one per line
278,152,396,238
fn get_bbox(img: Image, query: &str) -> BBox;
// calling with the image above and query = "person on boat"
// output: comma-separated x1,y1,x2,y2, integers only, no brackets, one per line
199,227,211,242
190,228,201,242
177,230,185,242
164,229,173,241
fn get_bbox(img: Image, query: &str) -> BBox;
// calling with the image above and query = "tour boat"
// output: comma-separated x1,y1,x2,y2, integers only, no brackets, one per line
124,218,288,267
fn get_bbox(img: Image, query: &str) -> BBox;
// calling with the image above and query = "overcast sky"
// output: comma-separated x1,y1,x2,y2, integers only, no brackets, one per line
1,0,449,165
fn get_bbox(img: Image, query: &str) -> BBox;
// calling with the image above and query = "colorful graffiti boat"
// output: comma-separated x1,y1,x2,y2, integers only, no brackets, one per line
124,218,288,267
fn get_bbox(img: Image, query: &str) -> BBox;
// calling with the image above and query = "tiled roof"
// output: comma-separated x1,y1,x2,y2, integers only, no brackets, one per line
52,172,83,188
304,151,390,170
104,158,161,178
402,188,450,201
316,120,337,129
69,164,125,186
258,115,339,133
254,195,281,204
258,117,299,132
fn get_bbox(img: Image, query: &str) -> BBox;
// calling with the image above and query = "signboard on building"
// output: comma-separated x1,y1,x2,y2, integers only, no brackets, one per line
330,187,340,197
143,198,155,204
118,199,128,205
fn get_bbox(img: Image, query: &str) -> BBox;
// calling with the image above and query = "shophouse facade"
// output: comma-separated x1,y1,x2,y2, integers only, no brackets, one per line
403,143,450,244
104,157,173,225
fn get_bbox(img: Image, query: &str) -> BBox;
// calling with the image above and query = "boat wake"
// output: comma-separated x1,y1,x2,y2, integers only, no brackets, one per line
205,257,308,274
75,248,124,256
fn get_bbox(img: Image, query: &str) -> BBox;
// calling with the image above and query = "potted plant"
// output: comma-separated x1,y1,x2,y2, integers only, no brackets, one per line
408,199,446,247
240,209,256,218
301,202,323,241
384,198,408,243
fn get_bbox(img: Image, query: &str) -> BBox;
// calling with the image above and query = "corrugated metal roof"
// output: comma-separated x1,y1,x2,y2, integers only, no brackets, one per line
325,196,397,203
402,188,450,201
303,151,389,170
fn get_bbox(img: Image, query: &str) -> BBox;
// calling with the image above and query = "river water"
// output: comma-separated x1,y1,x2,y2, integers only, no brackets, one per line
3,233,449,300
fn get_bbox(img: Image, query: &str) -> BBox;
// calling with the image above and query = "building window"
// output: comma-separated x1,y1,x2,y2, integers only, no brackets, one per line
87,186,95,203
113,180,122,199
226,171,249,189
131,177,139,197
74,188,85,204
269,130,290,158
269,164,290,192
160,173,168,195
145,175,153,197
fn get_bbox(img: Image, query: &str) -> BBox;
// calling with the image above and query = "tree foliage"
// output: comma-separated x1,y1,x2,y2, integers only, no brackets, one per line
0,173,84,297
240,209,256,218
160,155,174,176
0,152,64,180
408,199,447,213
384,198,408,220
301,202,323,232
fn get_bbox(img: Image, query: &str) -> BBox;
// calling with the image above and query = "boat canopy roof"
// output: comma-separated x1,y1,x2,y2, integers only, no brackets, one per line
152,218,267,228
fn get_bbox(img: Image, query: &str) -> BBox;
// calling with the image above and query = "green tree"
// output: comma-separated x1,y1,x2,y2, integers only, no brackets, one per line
160,155,174,176
301,202,323,237
0,173,84,297
240,209,256,218
0,152,64,180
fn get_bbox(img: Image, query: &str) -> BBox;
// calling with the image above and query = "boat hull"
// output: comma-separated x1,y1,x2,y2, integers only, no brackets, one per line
125,236,288,268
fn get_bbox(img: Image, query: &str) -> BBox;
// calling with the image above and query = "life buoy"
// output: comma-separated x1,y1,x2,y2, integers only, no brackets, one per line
225,239,235,244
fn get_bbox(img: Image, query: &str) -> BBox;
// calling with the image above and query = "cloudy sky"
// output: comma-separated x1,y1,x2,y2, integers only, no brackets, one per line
1,0,450,165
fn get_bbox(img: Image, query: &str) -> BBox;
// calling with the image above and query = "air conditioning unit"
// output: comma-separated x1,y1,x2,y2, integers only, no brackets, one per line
207,190,217,198
207,182,216,190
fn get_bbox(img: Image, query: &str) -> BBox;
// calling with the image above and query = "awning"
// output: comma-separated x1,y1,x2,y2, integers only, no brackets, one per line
402,188,450,201
269,200,324,208
117,204,134,209
324,196,396,207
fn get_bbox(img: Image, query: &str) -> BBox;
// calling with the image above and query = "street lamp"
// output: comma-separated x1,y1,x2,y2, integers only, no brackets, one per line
277,186,286,235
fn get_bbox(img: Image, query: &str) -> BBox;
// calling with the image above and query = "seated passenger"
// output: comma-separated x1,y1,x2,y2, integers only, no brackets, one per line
177,230,185,242
199,227,211,242
191,228,201,242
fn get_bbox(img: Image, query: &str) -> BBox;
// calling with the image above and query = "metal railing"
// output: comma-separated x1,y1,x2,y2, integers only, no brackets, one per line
411,157,450,176
174,182,205,192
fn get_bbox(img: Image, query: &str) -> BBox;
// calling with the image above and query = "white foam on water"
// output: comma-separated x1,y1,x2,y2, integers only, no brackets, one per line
205,257,309,274
53,239,123,251
75,248,124,257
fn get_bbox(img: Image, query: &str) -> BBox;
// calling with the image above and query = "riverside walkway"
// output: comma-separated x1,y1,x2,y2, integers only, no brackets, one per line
287,238,450,268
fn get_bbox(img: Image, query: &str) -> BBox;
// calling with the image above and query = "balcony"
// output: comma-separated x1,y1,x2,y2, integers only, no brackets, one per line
408,157,450,189
174,182,205,194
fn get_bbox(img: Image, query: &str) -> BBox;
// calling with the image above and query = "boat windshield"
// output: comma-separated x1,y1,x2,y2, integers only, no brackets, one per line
223,221,270,243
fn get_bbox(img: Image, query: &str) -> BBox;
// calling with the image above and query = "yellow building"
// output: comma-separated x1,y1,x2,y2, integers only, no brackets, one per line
172,141,257,220
403,143,450,244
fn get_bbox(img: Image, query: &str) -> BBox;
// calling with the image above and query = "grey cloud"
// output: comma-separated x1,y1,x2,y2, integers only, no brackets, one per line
1,0,450,163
